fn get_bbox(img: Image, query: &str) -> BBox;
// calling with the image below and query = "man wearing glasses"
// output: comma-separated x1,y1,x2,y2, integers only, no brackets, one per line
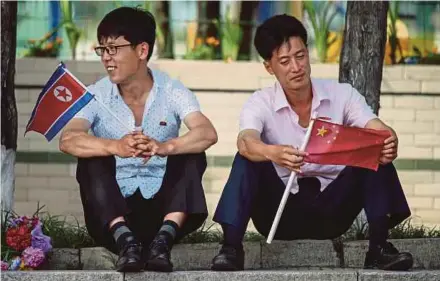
59,7,217,272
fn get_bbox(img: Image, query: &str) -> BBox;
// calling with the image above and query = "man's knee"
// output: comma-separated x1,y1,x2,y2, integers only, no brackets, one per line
231,152,269,171
354,163,397,178
169,152,207,172
76,156,116,181
77,156,116,172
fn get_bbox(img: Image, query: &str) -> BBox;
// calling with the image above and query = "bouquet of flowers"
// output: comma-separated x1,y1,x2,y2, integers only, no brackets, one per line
24,37,63,58
1,213,52,270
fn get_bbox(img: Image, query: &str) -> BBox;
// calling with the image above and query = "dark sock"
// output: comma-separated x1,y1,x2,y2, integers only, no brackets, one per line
222,224,244,250
157,220,179,248
109,221,136,250
368,217,389,252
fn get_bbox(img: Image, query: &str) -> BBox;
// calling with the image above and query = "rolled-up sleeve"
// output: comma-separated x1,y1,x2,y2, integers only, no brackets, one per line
239,93,266,133
343,86,377,128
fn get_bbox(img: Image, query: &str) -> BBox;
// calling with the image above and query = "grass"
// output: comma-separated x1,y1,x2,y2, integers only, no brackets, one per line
179,222,222,244
342,217,440,241
40,214,96,248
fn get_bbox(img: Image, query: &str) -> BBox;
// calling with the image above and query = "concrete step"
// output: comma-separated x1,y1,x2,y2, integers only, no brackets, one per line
3,270,440,281
50,239,440,270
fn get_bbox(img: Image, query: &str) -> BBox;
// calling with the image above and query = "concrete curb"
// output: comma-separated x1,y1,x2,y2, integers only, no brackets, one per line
3,270,440,281
47,238,440,270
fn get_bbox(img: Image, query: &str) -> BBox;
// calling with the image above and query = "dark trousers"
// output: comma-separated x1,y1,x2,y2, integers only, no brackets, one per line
76,153,208,253
213,153,411,240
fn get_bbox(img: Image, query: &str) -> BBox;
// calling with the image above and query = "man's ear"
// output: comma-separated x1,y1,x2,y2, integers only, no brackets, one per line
138,42,150,60
263,61,274,75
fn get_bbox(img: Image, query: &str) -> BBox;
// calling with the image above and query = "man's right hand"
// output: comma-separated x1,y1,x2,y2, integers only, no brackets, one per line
113,133,149,158
267,145,308,173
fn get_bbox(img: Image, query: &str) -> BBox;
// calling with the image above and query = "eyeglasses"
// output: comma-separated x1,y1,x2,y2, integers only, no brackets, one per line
94,43,132,56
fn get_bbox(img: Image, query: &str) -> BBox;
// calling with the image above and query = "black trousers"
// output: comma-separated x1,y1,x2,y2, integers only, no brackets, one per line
76,153,208,253
213,153,411,240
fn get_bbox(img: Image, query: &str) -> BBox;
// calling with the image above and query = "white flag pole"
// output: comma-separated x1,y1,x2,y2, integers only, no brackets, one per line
63,67,133,133
266,111,318,244
92,96,133,133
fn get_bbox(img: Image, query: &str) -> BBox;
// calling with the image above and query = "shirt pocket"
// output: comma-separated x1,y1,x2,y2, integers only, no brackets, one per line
152,114,180,142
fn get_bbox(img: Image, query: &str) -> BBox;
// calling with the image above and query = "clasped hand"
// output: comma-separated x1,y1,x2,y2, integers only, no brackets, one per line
116,131,169,162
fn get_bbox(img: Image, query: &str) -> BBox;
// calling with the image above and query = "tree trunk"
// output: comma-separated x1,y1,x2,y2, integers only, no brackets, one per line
237,1,259,61
339,1,389,115
338,1,388,233
1,1,18,212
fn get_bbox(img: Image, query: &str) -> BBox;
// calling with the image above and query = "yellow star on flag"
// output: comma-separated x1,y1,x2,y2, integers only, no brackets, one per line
316,126,328,137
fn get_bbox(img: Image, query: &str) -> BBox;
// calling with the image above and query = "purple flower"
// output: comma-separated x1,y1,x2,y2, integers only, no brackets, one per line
31,222,52,253
1,261,9,271
22,247,45,268
9,216,25,228
9,257,21,270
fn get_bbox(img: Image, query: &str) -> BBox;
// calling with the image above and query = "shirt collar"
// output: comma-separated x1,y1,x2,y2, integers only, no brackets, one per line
310,78,330,110
273,82,290,112
273,78,330,112
111,68,161,97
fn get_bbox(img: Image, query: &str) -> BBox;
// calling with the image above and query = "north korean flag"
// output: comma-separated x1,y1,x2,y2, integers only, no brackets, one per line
25,62,94,141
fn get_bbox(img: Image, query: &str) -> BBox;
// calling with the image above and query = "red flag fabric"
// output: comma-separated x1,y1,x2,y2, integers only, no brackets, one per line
25,63,94,141
304,119,391,171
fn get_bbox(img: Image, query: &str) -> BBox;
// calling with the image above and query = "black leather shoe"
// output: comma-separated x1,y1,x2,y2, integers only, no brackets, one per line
145,234,173,272
115,242,143,272
211,244,244,271
364,242,413,271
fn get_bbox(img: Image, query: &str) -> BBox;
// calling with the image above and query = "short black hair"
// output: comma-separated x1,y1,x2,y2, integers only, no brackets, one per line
254,14,308,61
97,6,156,61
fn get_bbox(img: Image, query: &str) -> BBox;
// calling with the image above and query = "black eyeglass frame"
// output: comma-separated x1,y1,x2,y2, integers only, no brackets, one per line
94,43,133,56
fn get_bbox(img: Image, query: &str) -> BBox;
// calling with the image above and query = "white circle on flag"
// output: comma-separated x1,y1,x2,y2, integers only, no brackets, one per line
53,86,73,102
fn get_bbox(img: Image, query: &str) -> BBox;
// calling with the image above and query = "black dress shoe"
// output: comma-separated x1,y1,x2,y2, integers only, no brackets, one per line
115,242,143,272
364,242,413,271
211,244,245,271
145,234,173,272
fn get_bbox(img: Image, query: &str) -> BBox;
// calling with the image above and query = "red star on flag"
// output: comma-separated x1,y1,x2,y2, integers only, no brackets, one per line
56,87,71,101
305,119,391,171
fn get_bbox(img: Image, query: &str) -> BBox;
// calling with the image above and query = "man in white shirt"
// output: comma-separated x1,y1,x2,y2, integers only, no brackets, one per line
211,14,412,272
60,7,217,272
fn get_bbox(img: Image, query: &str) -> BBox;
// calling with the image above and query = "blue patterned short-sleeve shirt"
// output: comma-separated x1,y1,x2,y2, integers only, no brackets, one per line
74,69,200,199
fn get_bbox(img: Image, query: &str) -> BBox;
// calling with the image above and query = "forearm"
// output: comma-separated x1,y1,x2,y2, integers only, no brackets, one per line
365,118,395,133
164,125,217,155
59,131,117,158
238,136,273,162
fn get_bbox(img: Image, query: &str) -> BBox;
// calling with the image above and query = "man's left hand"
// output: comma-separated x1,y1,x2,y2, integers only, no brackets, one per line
380,131,398,165
132,133,173,162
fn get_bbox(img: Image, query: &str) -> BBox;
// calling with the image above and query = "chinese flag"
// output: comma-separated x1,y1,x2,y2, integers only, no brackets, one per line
304,119,391,171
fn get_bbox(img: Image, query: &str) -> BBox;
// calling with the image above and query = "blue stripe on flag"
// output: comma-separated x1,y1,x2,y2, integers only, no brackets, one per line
44,91,94,141
26,63,67,131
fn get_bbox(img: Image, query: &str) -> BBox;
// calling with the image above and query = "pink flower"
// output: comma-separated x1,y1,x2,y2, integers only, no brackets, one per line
1,261,9,270
22,247,45,268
